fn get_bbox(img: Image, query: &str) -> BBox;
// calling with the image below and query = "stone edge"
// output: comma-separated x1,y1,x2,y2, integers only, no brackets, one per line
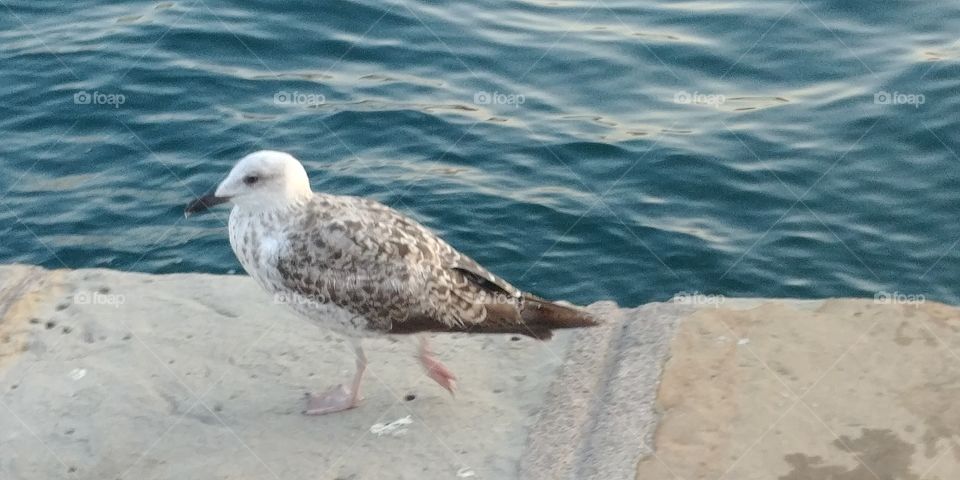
518,301,693,480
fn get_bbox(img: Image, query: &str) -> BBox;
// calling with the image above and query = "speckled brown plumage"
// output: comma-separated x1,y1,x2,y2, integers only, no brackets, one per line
262,194,596,338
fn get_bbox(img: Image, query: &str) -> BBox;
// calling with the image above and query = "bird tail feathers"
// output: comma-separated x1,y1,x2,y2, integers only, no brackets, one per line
519,293,599,340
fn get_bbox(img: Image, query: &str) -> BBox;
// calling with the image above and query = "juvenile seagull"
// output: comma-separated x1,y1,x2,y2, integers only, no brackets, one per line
185,150,598,415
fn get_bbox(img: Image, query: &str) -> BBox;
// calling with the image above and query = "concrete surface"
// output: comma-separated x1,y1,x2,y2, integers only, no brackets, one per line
636,298,960,480
518,300,687,480
0,267,569,480
2,264,958,480
0,264,581,480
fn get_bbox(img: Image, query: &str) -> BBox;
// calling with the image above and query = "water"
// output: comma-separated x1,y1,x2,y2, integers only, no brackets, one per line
1,0,959,307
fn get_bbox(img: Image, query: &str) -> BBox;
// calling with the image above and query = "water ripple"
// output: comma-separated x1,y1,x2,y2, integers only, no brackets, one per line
1,0,960,306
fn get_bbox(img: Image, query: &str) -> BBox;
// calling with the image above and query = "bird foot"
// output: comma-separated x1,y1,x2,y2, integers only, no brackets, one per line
302,385,362,415
419,343,457,396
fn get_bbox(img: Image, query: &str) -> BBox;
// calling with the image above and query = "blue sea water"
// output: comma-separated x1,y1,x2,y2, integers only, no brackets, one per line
1,0,959,307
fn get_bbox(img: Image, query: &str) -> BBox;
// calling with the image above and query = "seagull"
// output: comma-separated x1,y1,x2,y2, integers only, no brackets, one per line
185,150,598,415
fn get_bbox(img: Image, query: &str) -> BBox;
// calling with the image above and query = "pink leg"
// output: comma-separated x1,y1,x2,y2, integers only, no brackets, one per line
303,343,366,415
418,336,457,396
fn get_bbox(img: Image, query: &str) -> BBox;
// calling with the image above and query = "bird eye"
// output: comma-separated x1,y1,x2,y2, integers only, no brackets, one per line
243,175,260,186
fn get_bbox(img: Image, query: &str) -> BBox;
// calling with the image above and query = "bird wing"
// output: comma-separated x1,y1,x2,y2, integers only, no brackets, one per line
275,194,525,334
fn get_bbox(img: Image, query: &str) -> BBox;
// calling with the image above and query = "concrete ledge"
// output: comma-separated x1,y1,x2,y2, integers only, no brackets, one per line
2,265,957,479
636,298,960,480
519,301,688,480
0,265,650,480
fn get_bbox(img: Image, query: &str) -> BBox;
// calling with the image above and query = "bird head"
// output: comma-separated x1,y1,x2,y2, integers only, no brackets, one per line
185,150,312,216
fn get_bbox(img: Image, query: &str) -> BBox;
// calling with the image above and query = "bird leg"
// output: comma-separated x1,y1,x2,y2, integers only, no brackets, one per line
418,336,457,396
303,343,366,415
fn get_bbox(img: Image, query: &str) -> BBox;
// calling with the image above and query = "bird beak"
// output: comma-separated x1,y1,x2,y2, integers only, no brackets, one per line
184,191,230,217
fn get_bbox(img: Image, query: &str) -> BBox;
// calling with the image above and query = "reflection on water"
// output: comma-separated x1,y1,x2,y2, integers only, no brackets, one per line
1,0,960,306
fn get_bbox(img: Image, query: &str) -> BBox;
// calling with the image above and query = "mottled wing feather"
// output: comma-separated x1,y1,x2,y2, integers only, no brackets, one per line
275,194,523,334
355,197,521,299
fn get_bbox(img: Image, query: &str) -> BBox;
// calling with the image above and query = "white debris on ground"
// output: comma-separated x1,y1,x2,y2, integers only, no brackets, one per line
370,415,413,437
737,338,750,346
456,466,476,477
